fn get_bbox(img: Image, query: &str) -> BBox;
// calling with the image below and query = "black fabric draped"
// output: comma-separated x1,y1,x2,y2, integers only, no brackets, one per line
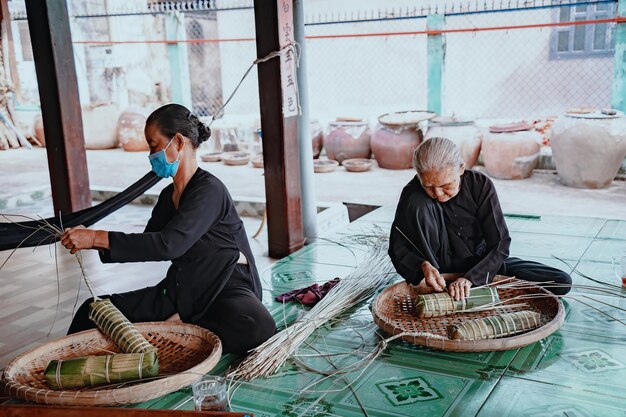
0,172,161,251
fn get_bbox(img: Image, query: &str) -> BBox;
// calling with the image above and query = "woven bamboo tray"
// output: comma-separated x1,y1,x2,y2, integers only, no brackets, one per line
1,322,222,406
372,277,564,352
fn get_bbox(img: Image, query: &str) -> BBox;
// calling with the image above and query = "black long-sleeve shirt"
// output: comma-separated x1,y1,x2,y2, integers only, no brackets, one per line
389,170,511,286
99,168,261,323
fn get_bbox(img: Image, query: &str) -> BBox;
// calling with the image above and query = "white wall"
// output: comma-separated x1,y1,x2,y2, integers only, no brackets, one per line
11,0,616,124
211,1,614,124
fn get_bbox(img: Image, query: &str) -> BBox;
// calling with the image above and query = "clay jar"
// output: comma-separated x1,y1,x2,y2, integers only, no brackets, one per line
324,119,371,164
371,111,436,170
116,110,148,152
372,125,421,169
425,117,482,168
33,114,45,147
551,113,626,188
82,103,120,150
482,129,541,179
311,119,324,159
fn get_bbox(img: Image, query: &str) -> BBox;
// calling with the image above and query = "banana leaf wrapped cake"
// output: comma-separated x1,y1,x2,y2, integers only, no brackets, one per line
447,310,542,340
44,351,158,389
414,287,500,318
89,298,157,354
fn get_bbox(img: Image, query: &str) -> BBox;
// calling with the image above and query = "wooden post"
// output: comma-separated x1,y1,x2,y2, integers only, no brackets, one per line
611,0,626,112
25,0,91,214
165,11,192,109
254,0,304,258
427,14,445,115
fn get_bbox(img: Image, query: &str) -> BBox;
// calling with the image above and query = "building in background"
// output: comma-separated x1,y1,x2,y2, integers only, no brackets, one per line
7,0,620,124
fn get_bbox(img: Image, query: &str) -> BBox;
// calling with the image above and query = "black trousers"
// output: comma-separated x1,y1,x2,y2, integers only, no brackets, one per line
67,265,276,354
497,257,571,296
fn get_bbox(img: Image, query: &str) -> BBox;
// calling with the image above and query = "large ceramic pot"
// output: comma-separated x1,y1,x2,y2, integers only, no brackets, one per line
324,119,371,164
482,126,541,179
117,110,148,152
371,110,436,170
311,119,324,159
82,103,120,150
551,111,626,188
33,114,45,147
425,117,482,168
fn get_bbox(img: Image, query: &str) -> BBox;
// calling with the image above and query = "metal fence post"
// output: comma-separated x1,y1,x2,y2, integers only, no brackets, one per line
427,14,445,115
165,11,192,109
294,0,318,243
612,0,626,112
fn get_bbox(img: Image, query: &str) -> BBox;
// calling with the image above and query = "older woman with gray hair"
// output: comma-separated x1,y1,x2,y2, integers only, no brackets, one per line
389,137,571,300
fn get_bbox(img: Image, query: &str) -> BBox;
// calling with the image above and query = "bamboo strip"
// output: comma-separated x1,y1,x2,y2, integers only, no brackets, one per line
229,244,395,381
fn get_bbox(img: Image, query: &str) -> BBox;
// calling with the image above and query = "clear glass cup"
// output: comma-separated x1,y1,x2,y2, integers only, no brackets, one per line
192,376,228,412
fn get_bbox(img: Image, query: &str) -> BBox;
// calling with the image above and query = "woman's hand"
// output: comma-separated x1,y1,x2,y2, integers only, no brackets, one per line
449,277,472,301
421,261,446,292
61,226,96,254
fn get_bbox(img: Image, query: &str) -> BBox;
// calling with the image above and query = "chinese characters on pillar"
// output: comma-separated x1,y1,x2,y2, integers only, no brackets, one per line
277,0,299,118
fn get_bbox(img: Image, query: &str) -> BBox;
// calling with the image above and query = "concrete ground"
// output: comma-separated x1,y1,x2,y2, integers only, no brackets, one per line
1,147,625,220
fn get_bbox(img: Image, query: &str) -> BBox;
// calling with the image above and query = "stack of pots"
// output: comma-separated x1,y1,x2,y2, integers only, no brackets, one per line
481,122,541,179
551,110,626,188
371,110,436,169
424,117,482,168
324,118,372,164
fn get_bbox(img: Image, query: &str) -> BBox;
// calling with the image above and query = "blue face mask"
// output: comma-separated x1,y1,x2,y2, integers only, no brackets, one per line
149,138,180,178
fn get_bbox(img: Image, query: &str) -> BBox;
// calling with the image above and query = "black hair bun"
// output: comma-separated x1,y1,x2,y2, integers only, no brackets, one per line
188,112,211,144
198,123,211,144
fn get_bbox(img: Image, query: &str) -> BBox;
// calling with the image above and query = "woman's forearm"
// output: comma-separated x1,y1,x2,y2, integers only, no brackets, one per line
93,230,110,250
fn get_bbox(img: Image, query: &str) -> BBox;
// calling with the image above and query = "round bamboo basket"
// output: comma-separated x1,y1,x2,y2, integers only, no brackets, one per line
1,322,222,406
372,277,564,352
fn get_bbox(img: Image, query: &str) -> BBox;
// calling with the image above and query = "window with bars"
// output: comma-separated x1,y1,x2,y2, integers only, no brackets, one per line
551,1,617,58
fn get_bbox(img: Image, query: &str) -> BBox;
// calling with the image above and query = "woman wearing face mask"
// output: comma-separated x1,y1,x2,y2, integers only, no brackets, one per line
389,137,571,301
61,103,276,354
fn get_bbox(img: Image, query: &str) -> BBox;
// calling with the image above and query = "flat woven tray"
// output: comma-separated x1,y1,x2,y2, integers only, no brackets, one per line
372,277,564,352
1,322,222,406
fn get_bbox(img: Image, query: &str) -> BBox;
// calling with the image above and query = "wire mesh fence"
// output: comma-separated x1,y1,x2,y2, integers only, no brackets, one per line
7,0,621,127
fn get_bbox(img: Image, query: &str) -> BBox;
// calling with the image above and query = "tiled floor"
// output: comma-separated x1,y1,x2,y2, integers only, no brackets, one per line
1,206,625,416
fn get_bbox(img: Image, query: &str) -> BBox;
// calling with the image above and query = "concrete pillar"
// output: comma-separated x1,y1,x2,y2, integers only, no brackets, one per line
611,0,626,112
165,11,192,109
427,14,445,115
294,0,318,242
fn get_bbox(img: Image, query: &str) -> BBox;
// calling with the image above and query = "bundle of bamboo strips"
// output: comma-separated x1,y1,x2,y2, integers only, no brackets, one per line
44,351,159,390
447,310,541,340
414,287,500,318
89,299,157,354
228,244,395,381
